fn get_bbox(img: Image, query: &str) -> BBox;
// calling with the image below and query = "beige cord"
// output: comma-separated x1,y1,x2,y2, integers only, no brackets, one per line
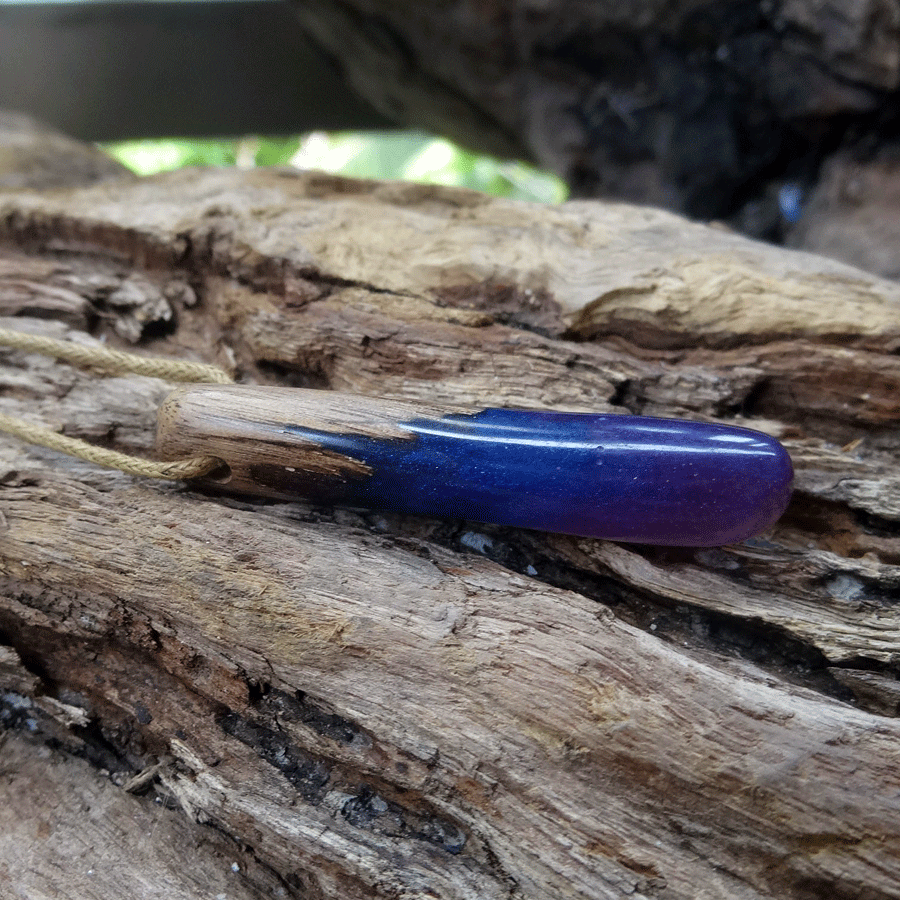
0,327,232,384
0,327,233,479
0,413,224,479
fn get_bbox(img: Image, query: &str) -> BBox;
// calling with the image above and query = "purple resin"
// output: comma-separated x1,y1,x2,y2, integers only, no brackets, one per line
279,410,794,546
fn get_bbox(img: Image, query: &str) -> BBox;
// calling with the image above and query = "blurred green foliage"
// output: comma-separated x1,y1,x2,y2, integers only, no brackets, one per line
102,132,568,204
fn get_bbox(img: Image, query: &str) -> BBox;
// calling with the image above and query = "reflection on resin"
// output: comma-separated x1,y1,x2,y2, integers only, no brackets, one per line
282,411,794,546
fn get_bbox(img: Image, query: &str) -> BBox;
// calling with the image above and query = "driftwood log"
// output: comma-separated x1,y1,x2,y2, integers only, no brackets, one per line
1,132,900,900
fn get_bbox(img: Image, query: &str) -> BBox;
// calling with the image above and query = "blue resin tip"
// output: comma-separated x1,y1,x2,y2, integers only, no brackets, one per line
288,409,794,546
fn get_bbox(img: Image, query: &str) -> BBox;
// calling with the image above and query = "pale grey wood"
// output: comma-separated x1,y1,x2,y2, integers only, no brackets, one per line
0,731,290,900
1,160,899,899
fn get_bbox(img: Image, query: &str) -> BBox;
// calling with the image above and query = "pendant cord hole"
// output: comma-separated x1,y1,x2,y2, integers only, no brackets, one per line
204,461,233,484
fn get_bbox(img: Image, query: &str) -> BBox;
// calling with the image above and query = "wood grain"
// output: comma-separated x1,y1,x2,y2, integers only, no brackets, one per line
1,165,900,899
0,731,286,900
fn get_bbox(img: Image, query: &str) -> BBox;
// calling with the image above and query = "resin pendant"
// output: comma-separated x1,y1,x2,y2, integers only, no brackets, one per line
156,386,793,546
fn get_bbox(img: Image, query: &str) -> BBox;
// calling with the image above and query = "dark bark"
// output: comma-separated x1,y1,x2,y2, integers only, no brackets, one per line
291,0,900,236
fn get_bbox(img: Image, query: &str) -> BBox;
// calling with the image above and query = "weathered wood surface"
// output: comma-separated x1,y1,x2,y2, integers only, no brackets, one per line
0,729,288,900
0,109,132,191
1,161,900,899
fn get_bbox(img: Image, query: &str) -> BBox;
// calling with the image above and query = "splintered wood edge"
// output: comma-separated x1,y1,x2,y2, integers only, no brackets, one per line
155,385,485,495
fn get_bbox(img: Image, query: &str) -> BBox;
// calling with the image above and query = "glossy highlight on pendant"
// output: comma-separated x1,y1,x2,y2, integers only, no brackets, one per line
156,386,794,547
